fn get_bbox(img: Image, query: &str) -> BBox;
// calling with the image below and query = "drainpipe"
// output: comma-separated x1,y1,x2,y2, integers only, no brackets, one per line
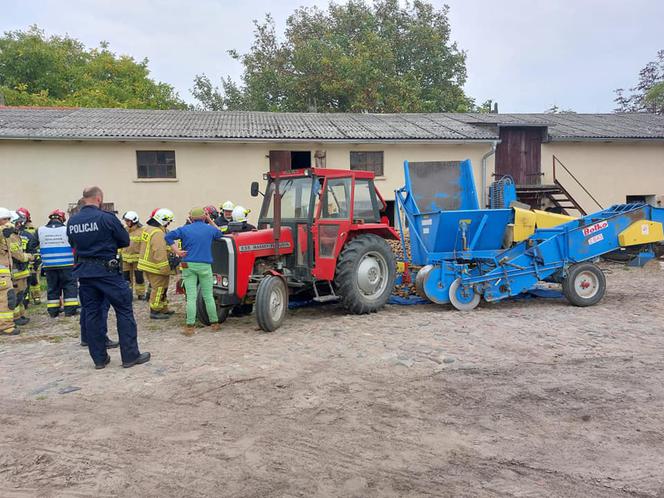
481,141,499,208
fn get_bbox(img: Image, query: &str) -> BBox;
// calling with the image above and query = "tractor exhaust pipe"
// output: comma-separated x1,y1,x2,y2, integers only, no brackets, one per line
273,174,281,260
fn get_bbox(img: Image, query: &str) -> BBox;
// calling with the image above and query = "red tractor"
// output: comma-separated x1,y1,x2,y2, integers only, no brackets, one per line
197,168,398,331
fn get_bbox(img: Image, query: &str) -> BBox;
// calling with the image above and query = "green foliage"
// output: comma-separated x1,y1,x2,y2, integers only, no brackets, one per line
0,26,186,109
615,50,664,115
192,0,474,112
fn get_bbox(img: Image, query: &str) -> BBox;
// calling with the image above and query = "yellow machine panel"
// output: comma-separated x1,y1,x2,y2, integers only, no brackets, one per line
618,220,664,247
533,210,576,228
512,208,537,242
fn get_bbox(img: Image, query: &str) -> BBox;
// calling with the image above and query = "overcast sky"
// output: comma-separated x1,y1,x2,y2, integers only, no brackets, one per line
2,0,662,112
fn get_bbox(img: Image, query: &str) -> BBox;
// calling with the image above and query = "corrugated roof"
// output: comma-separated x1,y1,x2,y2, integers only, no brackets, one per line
0,107,663,142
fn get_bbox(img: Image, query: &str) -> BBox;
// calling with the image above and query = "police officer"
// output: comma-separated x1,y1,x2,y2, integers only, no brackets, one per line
67,186,150,369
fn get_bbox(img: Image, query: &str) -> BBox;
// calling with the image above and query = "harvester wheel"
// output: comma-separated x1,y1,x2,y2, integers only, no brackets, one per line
563,262,606,307
335,234,396,314
415,265,433,301
196,287,230,325
255,275,288,332
449,278,481,311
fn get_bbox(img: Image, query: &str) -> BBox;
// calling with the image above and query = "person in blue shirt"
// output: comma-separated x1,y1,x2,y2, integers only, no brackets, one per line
67,186,150,369
165,207,223,336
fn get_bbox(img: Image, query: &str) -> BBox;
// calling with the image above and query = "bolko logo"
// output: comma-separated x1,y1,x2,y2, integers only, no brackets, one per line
582,221,608,237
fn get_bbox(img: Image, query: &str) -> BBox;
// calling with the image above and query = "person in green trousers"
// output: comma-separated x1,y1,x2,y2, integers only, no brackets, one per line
165,207,224,335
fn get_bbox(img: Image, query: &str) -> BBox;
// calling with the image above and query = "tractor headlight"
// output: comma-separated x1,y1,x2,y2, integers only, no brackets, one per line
221,276,229,288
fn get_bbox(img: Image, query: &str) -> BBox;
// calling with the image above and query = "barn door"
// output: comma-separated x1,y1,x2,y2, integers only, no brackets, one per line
495,127,543,185
269,150,291,172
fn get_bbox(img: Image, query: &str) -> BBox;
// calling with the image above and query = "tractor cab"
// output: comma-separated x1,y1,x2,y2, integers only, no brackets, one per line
254,168,392,282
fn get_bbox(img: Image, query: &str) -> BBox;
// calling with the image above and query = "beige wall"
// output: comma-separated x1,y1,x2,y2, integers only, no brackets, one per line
0,139,494,225
541,141,664,211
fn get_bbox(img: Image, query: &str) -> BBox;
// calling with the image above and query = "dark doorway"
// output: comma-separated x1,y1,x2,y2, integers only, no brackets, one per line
495,127,544,185
269,150,311,172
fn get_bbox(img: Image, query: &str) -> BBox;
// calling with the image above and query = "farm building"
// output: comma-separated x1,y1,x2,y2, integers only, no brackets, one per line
0,107,663,225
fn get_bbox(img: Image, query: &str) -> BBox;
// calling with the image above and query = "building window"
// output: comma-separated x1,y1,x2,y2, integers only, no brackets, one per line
136,150,176,179
350,151,384,176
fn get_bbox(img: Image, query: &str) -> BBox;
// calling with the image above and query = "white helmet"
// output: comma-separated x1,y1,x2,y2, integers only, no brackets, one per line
0,207,11,220
221,200,234,211
232,206,248,223
123,211,140,224
9,211,20,224
153,208,174,226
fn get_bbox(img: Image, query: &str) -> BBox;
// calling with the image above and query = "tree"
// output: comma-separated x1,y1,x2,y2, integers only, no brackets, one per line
0,26,186,109
614,50,664,114
192,0,473,112
544,105,576,114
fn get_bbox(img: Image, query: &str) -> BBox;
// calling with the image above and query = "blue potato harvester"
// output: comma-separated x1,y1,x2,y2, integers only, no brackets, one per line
395,159,664,310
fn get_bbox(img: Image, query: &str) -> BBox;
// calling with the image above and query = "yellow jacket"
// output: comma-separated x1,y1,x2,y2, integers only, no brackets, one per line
0,231,13,277
121,224,144,264
7,227,32,280
137,225,170,275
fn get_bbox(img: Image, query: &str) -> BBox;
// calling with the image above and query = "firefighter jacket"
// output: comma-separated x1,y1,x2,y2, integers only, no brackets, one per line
19,228,39,255
38,220,75,268
120,223,144,264
0,228,13,277
6,226,32,280
137,224,170,275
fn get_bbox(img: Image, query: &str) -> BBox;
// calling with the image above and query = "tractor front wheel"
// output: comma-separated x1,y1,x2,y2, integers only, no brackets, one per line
255,275,288,332
562,262,606,307
335,234,396,314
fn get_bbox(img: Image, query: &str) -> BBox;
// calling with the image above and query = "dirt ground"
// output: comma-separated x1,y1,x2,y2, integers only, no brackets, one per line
1,261,663,497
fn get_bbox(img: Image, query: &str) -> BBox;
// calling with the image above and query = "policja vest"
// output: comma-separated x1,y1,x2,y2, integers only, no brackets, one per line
38,223,75,268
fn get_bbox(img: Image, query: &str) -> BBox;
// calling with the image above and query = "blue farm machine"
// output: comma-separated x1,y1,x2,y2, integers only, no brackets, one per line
396,160,664,310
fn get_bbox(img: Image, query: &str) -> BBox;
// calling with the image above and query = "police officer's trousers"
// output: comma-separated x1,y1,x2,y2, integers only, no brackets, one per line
78,274,140,365
80,297,111,344
45,267,79,317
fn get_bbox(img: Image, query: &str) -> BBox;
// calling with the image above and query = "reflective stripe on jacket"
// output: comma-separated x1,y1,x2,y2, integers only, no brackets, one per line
120,224,144,263
137,226,170,275
38,225,74,268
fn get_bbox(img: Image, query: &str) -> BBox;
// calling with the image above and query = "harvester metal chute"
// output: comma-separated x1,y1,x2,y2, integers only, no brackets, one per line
396,159,664,310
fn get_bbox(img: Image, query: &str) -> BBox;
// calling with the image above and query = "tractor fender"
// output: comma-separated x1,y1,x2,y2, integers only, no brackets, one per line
347,226,399,241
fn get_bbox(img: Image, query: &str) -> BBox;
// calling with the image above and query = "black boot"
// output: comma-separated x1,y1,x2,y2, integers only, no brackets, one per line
122,352,151,368
150,311,170,320
14,316,29,326
94,355,111,370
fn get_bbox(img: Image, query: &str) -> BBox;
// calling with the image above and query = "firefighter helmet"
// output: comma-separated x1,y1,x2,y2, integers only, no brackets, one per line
123,211,140,224
153,208,174,226
49,209,66,222
221,200,234,212
0,208,10,220
16,207,31,222
204,205,219,219
231,206,248,223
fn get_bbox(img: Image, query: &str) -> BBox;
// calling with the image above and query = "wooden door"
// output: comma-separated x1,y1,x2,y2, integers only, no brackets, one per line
269,150,291,172
495,127,543,185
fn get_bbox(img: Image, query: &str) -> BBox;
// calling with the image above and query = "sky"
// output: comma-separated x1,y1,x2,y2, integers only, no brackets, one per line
1,0,662,112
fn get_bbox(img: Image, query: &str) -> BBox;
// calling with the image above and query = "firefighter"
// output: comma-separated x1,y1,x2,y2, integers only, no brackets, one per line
8,211,34,326
14,212,40,309
230,205,256,232
38,210,79,317
138,208,175,319
0,208,20,335
120,211,146,300
17,207,42,304
215,200,234,231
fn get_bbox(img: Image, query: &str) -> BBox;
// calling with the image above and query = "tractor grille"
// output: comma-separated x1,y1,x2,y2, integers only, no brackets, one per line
211,238,231,276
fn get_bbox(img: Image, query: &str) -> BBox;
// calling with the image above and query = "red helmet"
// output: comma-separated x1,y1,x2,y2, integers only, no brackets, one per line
150,208,159,218
49,209,66,222
203,205,219,219
17,207,31,222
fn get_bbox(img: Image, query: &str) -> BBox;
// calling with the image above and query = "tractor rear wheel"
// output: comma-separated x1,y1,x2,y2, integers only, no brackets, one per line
196,286,230,325
562,262,606,307
255,275,288,332
334,234,396,314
